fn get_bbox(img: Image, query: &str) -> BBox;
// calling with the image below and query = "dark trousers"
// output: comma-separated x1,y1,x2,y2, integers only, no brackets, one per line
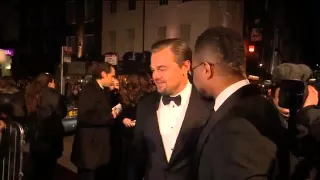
27,154,57,180
78,164,110,180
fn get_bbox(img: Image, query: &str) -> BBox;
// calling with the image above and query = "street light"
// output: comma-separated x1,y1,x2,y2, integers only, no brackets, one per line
249,45,255,53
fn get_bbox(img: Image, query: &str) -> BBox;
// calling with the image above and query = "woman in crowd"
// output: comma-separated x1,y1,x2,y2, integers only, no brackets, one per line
110,77,121,107
118,72,155,179
24,73,67,180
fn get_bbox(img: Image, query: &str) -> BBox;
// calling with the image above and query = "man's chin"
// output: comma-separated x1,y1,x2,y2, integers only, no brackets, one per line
200,94,214,101
198,88,214,101
157,89,166,95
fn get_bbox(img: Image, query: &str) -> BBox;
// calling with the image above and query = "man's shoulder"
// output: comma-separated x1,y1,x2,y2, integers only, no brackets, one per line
82,82,97,91
138,91,159,106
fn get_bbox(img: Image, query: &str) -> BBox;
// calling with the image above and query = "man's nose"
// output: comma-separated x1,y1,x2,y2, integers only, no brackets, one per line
152,71,161,80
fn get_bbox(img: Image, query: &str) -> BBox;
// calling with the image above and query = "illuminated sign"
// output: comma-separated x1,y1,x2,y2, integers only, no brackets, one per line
104,53,118,65
0,49,14,56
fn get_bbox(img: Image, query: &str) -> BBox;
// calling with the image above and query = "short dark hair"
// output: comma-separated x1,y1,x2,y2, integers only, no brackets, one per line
36,73,54,88
90,62,114,79
151,38,192,66
195,26,245,75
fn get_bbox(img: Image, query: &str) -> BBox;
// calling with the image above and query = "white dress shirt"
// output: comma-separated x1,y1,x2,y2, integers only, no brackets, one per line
214,79,250,111
157,81,192,162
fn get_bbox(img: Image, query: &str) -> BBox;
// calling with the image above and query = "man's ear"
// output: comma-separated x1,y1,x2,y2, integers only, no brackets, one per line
203,62,213,80
101,71,107,78
182,60,191,75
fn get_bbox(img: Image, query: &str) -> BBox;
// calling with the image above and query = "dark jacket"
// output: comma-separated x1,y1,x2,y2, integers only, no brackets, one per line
29,87,67,158
71,81,115,169
196,85,287,180
0,87,26,118
127,87,212,180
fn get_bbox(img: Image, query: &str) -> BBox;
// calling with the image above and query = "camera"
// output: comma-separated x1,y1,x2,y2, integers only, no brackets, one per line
278,79,307,111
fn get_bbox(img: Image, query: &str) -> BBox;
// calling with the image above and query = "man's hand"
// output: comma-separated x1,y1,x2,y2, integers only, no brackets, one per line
304,85,319,107
0,120,6,132
112,110,118,119
123,118,135,128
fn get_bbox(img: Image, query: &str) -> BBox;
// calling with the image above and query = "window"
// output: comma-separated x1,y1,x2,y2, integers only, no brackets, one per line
66,36,76,53
84,34,95,54
179,24,191,43
126,29,135,51
129,0,136,11
85,0,95,22
157,26,167,40
159,0,168,6
110,0,117,14
108,31,117,52
182,0,192,2
66,1,76,24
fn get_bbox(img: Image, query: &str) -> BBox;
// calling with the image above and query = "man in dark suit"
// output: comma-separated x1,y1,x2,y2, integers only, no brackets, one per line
192,27,287,180
127,38,211,180
71,62,118,180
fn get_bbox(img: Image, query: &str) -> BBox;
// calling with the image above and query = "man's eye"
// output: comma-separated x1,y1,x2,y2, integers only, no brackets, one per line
159,68,167,71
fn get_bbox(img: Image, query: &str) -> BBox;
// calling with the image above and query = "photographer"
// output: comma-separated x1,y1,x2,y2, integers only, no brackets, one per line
271,63,320,179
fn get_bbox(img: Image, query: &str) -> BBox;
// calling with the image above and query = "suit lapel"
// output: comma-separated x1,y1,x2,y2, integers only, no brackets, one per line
145,93,168,167
169,87,210,165
195,84,258,163
93,81,109,108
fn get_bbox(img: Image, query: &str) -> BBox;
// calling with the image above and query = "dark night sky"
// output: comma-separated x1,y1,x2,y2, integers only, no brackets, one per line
0,2,19,42
298,0,319,67
0,0,319,77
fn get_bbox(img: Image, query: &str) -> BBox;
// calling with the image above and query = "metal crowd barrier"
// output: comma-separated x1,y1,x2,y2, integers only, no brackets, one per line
0,121,25,180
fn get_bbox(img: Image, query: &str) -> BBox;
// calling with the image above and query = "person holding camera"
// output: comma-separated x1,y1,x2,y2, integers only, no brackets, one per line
271,63,320,179
271,63,319,127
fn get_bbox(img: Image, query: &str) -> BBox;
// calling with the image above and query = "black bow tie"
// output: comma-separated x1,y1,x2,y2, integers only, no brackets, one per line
162,95,181,106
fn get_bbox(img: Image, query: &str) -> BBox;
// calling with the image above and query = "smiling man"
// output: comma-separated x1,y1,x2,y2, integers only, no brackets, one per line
127,38,211,180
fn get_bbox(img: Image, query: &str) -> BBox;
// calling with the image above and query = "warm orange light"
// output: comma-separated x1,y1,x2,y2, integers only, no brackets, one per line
248,45,255,53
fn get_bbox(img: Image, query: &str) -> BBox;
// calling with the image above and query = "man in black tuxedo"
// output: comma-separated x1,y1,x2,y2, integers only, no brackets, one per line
127,38,211,180
71,62,118,180
192,27,286,180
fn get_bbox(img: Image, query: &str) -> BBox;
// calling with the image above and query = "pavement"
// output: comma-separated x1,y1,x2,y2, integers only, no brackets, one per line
55,135,77,179
57,135,77,173
24,134,123,179
23,135,77,179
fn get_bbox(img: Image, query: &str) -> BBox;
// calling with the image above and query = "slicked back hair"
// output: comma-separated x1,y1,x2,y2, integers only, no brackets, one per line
151,38,192,66
90,62,113,79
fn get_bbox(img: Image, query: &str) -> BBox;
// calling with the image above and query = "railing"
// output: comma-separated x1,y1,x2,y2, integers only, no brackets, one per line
0,121,25,180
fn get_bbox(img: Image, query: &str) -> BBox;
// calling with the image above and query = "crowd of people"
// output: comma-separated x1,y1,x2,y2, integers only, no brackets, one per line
0,26,319,180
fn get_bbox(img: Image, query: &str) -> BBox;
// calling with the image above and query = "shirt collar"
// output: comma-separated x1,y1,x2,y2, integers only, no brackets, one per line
96,80,104,89
214,79,250,111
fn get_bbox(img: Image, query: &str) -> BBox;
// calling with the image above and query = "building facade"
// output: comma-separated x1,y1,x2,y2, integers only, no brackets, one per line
17,0,66,76
65,0,103,59
102,0,243,58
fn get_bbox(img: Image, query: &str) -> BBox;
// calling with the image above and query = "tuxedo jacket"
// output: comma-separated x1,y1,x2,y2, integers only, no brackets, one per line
127,86,212,180
196,84,287,180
